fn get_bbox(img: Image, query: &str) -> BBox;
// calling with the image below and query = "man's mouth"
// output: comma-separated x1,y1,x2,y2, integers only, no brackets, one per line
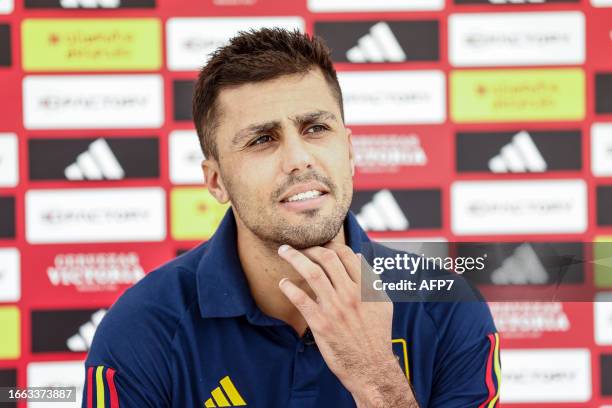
283,190,326,203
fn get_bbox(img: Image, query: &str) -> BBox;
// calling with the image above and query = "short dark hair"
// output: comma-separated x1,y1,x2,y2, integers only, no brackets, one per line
192,28,344,160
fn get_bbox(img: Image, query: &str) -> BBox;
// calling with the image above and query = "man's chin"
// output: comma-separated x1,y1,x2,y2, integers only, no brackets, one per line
271,217,344,249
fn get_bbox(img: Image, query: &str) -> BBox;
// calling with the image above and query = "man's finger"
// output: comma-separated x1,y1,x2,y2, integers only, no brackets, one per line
324,242,361,284
278,244,336,300
301,246,353,292
278,278,320,323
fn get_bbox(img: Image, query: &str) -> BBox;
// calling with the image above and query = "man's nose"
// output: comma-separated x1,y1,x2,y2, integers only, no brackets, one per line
280,132,314,174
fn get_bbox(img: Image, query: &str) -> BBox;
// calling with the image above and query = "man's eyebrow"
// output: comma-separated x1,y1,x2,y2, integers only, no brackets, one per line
231,111,338,146
232,121,281,146
290,110,338,126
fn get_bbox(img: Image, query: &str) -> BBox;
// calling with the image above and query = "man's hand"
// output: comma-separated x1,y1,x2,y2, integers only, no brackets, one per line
277,242,418,408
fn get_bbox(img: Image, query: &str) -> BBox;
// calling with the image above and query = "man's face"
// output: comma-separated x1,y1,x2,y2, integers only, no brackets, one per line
207,68,354,249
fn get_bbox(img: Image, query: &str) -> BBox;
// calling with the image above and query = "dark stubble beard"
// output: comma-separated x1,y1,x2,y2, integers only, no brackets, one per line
223,168,353,250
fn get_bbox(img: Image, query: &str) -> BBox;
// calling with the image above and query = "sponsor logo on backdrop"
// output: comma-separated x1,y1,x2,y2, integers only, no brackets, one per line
23,75,164,129
449,12,585,67
596,73,612,114
0,0,13,13
27,361,84,408
592,123,612,176
46,252,145,292
31,308,107,353
455,0,578,3
26,188,166,243
490,302,570,339
169,130,205,184
598,186,612,226
173,79,194,121
171,188,229,240
339,71,445,125
66,309,106,351
450,68,585,123
451,180,587,235
0,24,11,66
595,293,612,345
603,354,612,396
0,196,15,239
351,189,441,231
501,349,591,402
166,17,304,71
353,134,427,173
493,244,549,285
22,19,161,71
24,0,155,8
29,137,159,181
0,306,20,359
457,242,584,285
0,248,20,302
456,130,581,173
0,133,18,187
314,20,438,63
308,0,443,12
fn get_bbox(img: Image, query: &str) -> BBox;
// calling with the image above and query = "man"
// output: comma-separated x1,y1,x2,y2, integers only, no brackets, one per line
82,28,500,407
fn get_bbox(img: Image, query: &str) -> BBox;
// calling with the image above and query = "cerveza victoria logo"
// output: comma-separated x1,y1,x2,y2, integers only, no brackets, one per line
314,20,438,63
21,19,161,71
28,137,159,181
450,68,585,123
351,189,441,231
0,24,11,67
31,308,107,353
23,75,164,129
456,130,581,173
46,252,145,293
353,134,427,173
24,0,155,8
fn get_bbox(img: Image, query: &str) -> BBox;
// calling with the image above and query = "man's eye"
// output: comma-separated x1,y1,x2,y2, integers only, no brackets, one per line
306,125,327,134
251,135,273,146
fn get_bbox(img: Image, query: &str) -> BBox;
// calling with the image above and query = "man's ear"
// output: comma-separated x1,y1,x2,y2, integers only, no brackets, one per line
201,158,230,204
347,127,355,177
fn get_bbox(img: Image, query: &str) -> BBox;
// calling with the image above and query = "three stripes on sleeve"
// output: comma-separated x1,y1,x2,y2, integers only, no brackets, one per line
85,365,119,408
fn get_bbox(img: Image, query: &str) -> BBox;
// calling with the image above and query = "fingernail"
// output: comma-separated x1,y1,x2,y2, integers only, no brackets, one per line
278,244,290,254
279,277,289,287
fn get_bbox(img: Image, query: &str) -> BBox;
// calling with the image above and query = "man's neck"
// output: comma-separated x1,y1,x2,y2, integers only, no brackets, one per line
234,210,347,337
